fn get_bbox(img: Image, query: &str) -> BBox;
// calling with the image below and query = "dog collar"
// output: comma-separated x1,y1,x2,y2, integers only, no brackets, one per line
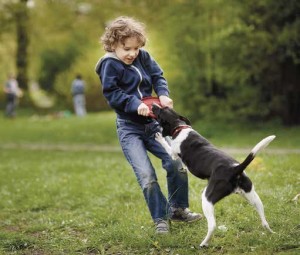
171,125,191,139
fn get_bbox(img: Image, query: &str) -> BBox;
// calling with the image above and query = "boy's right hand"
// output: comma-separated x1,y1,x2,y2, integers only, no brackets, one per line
159,95,173,108
137,102,150,116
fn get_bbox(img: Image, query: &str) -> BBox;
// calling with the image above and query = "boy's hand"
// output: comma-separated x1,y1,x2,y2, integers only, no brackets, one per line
137,102,150,116
159,95,173,108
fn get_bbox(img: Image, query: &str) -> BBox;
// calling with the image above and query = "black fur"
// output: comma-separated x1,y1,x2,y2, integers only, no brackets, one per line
152,104,275,247
152,105,254,204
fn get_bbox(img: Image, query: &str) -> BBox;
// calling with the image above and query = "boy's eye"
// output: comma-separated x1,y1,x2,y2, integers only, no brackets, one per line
124,47,139,51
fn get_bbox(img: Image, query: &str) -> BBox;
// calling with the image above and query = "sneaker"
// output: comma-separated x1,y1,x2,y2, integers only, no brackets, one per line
170,207,202,223
155,219,169,234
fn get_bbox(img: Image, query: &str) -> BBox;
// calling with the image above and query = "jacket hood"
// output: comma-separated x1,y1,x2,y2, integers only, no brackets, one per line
95,52,120,73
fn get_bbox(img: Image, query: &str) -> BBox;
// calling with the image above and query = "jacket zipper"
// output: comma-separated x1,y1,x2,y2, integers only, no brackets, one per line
131,65,143,99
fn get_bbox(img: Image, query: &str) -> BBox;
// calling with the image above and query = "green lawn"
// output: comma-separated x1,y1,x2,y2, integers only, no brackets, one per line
0,112,299,254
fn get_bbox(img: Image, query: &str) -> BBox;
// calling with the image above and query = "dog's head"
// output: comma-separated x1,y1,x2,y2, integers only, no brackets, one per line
152,104,191,137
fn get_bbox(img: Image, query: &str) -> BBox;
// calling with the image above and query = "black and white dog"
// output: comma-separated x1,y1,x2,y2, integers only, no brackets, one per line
152,104,275,247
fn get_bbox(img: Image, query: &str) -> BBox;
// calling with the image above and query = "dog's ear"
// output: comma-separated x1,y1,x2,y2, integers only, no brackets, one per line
179,115,191,125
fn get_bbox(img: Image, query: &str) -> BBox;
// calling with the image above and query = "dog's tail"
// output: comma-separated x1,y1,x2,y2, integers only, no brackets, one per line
233,135,276,175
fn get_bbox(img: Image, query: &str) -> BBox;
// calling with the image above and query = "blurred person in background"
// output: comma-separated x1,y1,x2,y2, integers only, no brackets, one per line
3,74,23,118
71,74,87,117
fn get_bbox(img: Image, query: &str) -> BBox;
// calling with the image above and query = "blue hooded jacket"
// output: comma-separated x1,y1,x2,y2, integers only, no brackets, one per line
95,49,169,123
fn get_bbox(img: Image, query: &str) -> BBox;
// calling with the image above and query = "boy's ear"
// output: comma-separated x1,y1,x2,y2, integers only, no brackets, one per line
179,115,191,125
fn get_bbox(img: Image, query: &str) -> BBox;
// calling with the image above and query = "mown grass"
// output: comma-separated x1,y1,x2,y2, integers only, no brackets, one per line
0,112,299,254
1,111,300,148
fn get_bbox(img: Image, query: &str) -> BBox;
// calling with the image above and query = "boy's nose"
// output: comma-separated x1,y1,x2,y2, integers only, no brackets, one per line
129,51,136,57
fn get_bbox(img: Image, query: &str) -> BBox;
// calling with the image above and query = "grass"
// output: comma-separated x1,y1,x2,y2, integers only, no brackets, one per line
0,111,299,254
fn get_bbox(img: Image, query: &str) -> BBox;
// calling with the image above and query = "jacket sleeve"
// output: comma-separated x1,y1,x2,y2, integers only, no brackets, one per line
98,60,141,113
141,50,169,97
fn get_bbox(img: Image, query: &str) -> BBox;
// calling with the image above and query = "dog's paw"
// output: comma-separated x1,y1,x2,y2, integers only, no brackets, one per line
263,224,276,234
199,243,209,249
171,153,179,161
155,132,164,142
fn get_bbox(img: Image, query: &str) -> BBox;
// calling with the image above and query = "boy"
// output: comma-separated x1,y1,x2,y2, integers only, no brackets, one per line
95,16,201,234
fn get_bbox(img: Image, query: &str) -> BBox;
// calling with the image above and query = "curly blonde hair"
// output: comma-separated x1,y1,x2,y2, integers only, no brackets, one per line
100,16,147,52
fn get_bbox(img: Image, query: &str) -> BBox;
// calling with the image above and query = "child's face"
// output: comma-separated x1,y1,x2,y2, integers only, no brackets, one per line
113,37,141,65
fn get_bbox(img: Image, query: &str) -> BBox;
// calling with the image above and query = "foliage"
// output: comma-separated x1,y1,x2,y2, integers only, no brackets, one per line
0,0,299,125
233,0,300,125
153,0,300,125
38,41,82,92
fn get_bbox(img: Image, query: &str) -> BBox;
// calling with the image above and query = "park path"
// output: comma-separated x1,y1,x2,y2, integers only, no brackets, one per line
1,142,299,154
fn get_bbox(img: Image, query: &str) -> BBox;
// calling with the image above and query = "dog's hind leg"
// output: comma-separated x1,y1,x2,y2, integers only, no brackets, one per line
239,187,274,233
200,187,216,247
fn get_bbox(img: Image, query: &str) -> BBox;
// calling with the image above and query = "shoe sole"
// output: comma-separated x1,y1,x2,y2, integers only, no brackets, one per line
156,231,169,234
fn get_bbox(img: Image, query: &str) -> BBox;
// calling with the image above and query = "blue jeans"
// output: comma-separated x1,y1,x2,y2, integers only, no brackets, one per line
116,118,189,222
73,94,86,117
5,93,17,117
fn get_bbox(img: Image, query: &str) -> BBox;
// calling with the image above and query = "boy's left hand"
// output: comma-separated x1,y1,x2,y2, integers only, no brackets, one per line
159,95,173,108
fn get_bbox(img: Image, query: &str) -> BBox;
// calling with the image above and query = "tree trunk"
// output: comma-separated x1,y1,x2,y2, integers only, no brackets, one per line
15,0,29,90
282,60,300,125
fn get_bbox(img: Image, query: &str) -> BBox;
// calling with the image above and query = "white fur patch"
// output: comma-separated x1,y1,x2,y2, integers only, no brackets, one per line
171,128,193,155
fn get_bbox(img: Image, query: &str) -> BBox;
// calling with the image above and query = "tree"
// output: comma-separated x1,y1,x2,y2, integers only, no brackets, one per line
151,0,300,125
0,0,29,90
234,0,300,125
15,0,29,90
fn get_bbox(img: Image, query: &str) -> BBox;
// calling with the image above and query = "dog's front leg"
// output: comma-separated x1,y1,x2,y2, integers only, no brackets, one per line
155,133,178,160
